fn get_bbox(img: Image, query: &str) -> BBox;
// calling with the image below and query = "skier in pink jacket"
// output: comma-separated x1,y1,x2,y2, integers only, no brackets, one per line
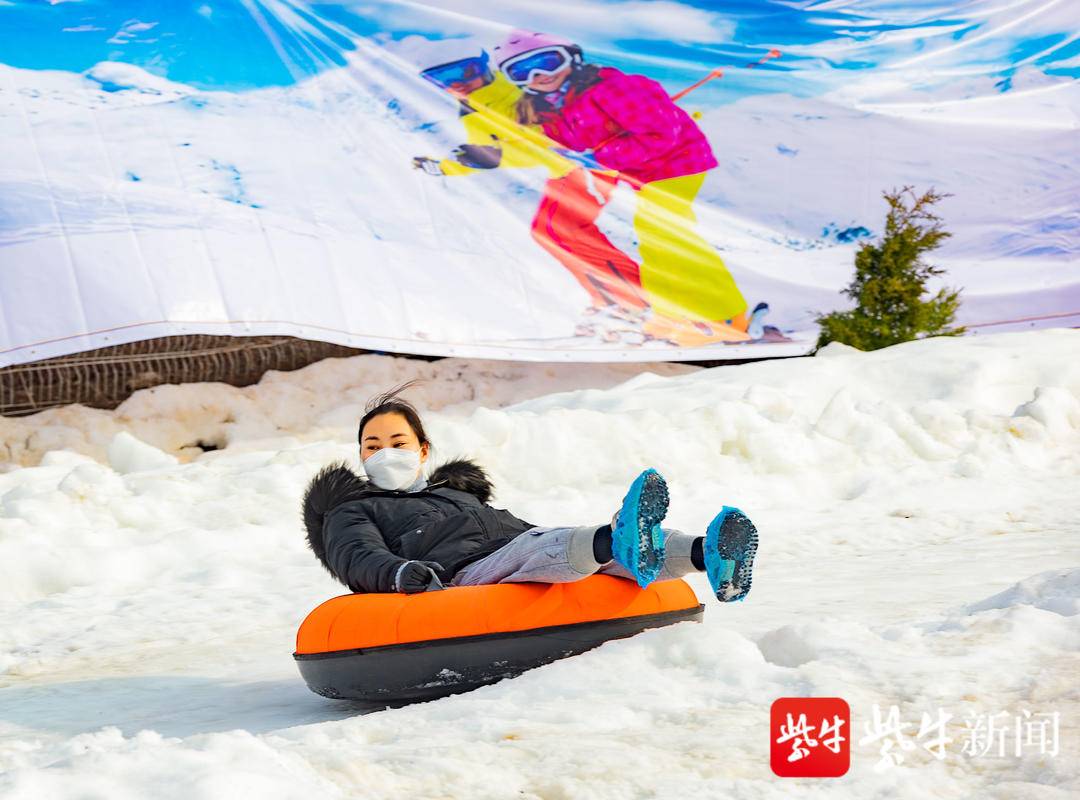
494,31,768,346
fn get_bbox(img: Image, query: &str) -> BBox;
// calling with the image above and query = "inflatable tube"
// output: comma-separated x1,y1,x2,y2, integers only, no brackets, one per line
294,575,703,703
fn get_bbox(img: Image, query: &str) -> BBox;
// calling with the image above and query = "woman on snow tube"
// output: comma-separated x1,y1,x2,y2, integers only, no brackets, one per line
302,384,757,601
493,30,770,348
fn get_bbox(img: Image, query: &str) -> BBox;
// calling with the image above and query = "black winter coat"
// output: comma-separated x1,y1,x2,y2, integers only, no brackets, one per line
302,459,536,594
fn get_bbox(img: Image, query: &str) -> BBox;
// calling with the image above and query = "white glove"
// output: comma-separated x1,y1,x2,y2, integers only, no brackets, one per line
412,156,444,177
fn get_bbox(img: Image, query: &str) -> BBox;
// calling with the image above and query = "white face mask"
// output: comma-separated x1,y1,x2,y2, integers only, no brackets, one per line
363,447,422,491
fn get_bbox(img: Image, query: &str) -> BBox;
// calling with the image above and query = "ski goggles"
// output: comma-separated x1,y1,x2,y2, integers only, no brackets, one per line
420,54,492,90
500,46,574,86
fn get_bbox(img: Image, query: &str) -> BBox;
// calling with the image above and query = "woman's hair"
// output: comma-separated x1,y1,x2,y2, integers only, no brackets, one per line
515,61,603,126
357,381,430,448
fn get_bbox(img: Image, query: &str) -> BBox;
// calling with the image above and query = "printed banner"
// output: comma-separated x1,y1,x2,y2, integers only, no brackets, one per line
1,0,1077,366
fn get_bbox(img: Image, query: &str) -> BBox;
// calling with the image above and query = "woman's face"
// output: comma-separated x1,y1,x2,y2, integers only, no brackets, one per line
360,412,429,463
527,64,572,93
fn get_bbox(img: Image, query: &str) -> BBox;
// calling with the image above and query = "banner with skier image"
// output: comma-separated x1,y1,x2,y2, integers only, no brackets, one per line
1,1,1077,366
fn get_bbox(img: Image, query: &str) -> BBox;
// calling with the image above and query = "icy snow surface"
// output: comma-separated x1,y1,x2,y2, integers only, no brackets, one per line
1,330,1079,798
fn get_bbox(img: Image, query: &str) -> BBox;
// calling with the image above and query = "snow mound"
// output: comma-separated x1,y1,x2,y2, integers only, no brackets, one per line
84,62,194,97
0,357,694,469
106,432,178,474
965,568,1080,617
755,624,823,668
1012,387,1080,439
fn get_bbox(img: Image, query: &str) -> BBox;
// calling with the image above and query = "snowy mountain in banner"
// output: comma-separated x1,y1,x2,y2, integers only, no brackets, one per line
1,0,1078,365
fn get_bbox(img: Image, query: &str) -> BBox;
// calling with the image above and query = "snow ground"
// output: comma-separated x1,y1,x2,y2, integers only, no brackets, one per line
0,357,698,469
0,329,1078,798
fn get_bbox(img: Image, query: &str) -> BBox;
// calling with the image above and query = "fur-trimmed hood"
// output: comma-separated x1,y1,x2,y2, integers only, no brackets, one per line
301,458,494,574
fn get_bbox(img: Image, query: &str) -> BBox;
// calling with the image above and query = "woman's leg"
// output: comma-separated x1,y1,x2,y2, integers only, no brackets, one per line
531,169,648,312
450,526,604,586
450,525,702,587
596,528,701,582
634,172,748,324
451,517,756,602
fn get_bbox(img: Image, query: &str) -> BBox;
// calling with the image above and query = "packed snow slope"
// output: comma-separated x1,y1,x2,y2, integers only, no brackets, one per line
0,358,697,468
1,329,1079,798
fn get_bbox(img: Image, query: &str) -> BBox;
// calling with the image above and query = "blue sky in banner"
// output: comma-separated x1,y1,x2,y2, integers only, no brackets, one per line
1,0,1076,96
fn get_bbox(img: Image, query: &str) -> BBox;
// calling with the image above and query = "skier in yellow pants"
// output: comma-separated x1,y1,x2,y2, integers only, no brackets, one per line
410,56,650,318
497,31,769,346
634,172,748,329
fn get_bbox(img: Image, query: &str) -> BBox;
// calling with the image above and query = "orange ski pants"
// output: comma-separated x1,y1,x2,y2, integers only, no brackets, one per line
530,168,647,311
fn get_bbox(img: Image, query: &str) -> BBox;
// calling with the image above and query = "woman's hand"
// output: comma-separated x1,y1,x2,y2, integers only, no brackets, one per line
394,560,446,593
451,144,502,169
412,156,444,176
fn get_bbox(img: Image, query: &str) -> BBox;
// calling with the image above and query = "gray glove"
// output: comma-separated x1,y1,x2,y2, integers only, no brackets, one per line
393,560,446,593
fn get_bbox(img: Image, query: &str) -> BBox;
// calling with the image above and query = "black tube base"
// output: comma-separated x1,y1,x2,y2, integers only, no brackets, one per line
295,605,704,704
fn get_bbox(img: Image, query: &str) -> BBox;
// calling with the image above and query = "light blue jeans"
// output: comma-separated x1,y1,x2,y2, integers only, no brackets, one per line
450,525,699,586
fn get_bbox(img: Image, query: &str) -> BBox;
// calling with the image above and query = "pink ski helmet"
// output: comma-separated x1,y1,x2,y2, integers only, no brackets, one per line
493,30,582,86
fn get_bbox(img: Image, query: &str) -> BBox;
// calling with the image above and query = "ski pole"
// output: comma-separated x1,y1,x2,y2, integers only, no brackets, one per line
429,49,782,178
670,49,781,101
583,48,782,157
671,69,724,101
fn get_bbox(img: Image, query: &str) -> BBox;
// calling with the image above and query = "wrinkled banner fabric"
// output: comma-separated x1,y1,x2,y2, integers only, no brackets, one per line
1,0,1077,366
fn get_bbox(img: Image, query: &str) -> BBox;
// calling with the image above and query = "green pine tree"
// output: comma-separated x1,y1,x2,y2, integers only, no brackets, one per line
815,187,964,351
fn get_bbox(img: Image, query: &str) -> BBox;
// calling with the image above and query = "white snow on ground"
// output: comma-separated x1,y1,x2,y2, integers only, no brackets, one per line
1,329,1079,798
0,357,697,468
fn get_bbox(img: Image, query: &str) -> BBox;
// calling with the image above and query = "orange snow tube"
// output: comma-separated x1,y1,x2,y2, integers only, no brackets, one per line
294,575,703,703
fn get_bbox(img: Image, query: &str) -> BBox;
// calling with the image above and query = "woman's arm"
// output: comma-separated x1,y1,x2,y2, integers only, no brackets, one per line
323,504,408,594
589,71,685,171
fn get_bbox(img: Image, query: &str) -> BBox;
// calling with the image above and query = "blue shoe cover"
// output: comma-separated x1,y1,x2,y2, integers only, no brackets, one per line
704,507,758,602
612,469,668,588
